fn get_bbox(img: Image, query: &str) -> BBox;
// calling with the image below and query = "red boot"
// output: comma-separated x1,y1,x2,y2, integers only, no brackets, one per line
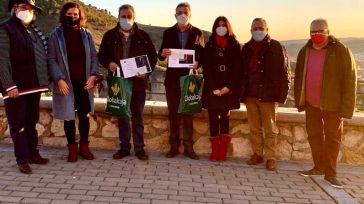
79,142,94,160
219,134,231,161
209,136,220,161
67,143,78,162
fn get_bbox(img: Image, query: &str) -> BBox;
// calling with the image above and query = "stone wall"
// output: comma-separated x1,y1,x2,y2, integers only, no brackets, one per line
1,97,364,165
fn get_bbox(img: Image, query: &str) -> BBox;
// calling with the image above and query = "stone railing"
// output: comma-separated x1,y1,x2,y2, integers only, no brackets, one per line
146,70,364,109
1,97,364,165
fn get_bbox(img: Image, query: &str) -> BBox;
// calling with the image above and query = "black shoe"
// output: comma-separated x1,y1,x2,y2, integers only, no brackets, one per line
324,176,343,189
112,150,130,159
165,148,178,158
298,168,324,177
184,150,199,160
29,154,49,165
135,150,149,161
18,164,32,174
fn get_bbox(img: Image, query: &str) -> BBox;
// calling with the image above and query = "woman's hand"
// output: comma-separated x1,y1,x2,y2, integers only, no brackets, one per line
7,88,19,98
213,89,221,96
85,75,97,90
57,79,69,95
220,87,230,96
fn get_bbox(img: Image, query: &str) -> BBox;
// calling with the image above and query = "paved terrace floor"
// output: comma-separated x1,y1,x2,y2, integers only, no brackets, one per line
0,144,363,204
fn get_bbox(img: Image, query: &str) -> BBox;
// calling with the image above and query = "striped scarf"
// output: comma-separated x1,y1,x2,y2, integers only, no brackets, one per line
30,23,48,54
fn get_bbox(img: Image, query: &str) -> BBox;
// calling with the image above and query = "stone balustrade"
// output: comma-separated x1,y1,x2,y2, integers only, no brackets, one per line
1,97,364,165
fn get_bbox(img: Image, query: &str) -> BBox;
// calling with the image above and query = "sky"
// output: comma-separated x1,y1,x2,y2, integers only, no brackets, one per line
81,0,364,42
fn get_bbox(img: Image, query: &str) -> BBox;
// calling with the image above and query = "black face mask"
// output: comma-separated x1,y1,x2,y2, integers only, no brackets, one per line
65,16,79,27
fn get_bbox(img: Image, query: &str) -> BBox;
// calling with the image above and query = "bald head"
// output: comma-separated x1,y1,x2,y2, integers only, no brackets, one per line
310,18,329,31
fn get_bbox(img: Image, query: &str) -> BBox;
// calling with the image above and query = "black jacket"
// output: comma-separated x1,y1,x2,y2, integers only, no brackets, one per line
202,36,242,110
98,23,157,91
240,37,290,103
0,16,48,94
158,24,204,88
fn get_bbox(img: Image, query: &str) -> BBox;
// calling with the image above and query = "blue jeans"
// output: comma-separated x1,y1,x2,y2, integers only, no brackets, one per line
118,90,146,152
4,93,41,165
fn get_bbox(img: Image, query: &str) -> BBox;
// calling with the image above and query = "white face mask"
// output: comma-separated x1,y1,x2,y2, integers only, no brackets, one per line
16,10,34,24
216,26,227,36
176,14,188,26
119,18,133,31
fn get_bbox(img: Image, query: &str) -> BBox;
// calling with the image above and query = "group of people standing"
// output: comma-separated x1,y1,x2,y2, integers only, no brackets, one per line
0,0,357,189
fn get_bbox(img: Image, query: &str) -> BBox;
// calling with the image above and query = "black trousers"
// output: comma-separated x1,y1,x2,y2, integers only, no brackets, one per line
165,85,193,150
4,93,41,165
208,109,230,136
64,82,91,144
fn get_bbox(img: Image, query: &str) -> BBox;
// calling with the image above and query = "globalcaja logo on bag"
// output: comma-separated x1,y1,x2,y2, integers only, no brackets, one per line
185,81,201,102
111,83,120,96
108,83,126,106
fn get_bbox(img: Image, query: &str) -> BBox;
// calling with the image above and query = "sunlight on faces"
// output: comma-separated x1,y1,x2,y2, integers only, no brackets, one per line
310,21,329,36
175,6,191,20
66,7,80,21
119,8,135,21
218,20,226,27
15,3,34,14
310,20,330,47
251,20,268,36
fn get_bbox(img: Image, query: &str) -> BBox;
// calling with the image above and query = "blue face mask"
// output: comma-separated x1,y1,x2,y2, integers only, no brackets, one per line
252,31,266,42
119,18,133,31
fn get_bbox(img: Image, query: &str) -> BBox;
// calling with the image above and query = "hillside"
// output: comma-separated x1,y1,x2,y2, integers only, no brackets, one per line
282,38,364,69
1,1,362,69
0,0,210,50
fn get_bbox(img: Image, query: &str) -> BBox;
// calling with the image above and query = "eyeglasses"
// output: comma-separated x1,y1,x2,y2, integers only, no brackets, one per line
310,29,328,34
120,15,133,19
176,11,189,15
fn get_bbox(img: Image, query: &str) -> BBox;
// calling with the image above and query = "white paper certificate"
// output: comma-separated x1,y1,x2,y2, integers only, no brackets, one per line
120,55,152,78
168,49,195,68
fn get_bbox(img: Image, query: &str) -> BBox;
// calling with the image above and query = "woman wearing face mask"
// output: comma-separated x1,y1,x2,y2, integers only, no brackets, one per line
202,16,242,162
48,2,99,162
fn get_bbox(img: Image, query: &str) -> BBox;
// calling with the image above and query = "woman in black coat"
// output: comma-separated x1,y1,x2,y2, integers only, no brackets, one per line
202,16,242,161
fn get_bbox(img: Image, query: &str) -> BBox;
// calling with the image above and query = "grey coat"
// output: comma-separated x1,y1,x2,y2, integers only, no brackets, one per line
48,26,99,120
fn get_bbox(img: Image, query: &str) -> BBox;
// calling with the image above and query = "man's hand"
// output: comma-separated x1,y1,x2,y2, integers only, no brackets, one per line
85,75,97,90
108,62,118,73
7,88,19,98
135,73,146,78
161,49,171,58
57,79,69,95
191,61,199,69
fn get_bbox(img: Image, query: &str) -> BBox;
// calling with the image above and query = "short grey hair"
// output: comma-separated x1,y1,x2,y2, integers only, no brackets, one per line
311,18,329,29
251,18,267,27
118,4,135,17
176,2,191,12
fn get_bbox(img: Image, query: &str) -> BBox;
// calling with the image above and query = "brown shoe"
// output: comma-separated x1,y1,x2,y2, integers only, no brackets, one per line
266,159,276,171
29,153,49,165
246,153,263,165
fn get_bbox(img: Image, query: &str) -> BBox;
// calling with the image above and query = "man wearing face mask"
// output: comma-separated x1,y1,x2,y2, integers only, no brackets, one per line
158,2,204,160
99,4,157,161
0,0,49,174
240,18,290,171
295,19,357,189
